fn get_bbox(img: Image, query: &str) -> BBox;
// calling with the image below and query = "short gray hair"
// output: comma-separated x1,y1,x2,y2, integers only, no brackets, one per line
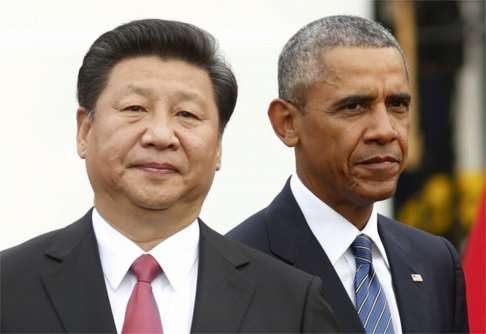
278,15,407,108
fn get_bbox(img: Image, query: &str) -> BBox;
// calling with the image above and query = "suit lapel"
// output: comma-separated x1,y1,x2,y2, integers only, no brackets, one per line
191,221,256,333
378,215,433,333
42,211,116,333
265,181,364,333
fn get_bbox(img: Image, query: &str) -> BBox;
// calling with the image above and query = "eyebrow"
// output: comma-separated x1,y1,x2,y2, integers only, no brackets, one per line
172,90,203,103
120,84,203,102
386,93,412,104
118,84,157,99
331,92,411,110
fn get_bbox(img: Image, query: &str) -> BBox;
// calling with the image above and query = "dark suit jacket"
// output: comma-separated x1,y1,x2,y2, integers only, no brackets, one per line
227,180,469,333
0,210,339,333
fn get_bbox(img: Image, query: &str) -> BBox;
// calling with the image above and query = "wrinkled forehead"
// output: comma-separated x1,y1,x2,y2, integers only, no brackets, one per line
318,46,409,81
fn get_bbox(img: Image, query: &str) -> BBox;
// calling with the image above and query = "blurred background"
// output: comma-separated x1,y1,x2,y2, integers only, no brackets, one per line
374,0,485,251
374,3,485,331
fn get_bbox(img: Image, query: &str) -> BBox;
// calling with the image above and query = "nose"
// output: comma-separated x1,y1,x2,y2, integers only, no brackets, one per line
363,104,398,145
140,111,180,150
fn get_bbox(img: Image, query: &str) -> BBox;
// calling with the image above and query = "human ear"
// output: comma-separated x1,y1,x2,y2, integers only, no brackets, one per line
267,99,300,147
76,107,92,159
215,140,222,171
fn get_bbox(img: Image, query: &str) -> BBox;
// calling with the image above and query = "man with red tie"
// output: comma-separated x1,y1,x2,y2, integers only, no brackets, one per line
0,19,338,333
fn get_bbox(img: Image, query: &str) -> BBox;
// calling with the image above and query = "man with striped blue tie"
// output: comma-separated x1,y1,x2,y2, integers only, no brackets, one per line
228,15,469,333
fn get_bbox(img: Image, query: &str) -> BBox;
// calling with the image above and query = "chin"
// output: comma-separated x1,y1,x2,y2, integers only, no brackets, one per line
128,193,177,211
138,202,173,211
363,186,396,202
354,180,398,204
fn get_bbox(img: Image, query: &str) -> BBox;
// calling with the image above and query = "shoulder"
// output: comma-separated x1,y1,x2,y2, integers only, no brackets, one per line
379,214,461,265
1,212,92,273
1,229,61,267
227,179,298,246
201,223,338,332
380,214,454,246
239,236,314,282
204,221,315,287
226,208,269,248
219,231,339,330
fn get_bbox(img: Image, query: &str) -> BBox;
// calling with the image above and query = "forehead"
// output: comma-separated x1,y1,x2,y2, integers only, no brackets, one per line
99,56,215,104
320,47,408,82
306,47,409,97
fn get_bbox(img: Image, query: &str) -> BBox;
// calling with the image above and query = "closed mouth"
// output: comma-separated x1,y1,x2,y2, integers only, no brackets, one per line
358,155,400,165
132,162,179,173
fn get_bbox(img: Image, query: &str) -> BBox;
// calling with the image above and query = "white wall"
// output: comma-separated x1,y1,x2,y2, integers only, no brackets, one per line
0,0,375,248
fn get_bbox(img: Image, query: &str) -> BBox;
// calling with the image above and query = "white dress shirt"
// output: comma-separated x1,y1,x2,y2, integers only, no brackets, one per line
290,175,403,334
92,209,199,334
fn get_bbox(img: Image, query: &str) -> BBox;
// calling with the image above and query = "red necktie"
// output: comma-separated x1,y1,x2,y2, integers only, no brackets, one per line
122,254,163,334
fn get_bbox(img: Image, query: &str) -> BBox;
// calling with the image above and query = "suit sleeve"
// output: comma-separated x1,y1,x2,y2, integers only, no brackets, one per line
301,276,340,333
442,237,469,333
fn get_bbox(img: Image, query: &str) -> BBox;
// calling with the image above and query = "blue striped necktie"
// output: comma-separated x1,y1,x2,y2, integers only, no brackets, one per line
351,234,394,334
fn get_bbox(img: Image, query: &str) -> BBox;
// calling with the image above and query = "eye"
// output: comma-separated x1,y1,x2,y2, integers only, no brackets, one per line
176,110,199,119
388,100,410,113
345,103,364,110
123,105,146,113
340,103,367,115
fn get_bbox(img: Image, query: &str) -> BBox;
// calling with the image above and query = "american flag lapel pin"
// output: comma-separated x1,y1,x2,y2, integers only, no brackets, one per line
411,274,423,282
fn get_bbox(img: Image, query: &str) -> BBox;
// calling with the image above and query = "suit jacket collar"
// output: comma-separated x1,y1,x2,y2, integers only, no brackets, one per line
265,180,435,333
43,210,257,334
43,209,116,333
378,215,431,333
190,220,256,333
263,180,364,333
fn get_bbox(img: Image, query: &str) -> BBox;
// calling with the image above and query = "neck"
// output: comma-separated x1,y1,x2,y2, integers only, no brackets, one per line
315,192,373,230
94,196,200,251
295,172,373,230
334,204,373,230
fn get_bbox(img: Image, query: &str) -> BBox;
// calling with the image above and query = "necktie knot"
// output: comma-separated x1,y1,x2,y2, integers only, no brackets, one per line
351,234,373,266
131,254,162,283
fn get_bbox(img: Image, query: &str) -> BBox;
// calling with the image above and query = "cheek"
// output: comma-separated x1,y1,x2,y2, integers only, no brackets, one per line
398,133,409,161
90,123,138,164
178,130,220,167
310,128,348,175
395,119,410,153
330,124,361,158
338,124,369,171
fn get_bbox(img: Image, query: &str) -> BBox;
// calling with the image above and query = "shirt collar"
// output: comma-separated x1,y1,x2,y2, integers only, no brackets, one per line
290,174,390,268
361,207,390,268
92,208,199,292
